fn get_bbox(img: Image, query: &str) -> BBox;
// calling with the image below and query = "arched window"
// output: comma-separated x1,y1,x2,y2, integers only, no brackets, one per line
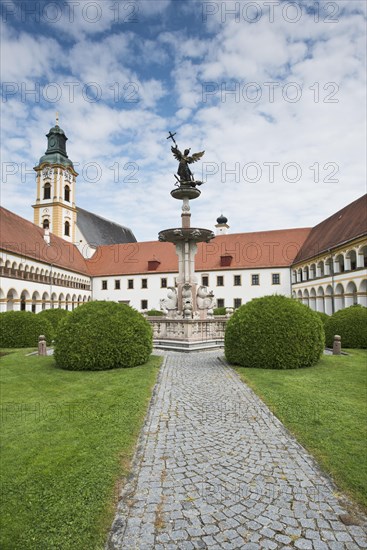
43,219,49,229
64,221,70,236
64,185,70,202
43,183,51,199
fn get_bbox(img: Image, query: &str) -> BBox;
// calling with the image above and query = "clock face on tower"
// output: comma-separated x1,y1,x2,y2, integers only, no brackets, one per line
49,137,56,147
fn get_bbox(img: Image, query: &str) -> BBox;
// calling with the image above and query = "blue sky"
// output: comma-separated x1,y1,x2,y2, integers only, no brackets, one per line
1,0,366,241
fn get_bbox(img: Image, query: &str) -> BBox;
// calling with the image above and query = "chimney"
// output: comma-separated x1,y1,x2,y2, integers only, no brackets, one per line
44,228,50,245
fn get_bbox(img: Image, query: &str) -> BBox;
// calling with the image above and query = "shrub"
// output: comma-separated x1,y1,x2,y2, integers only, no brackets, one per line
225,295,325,369
214,307,227,316
325,305,367,348
0,311,53,348
54,301,153,370
146,309,164,317
38,308,70,337
315,311,329,328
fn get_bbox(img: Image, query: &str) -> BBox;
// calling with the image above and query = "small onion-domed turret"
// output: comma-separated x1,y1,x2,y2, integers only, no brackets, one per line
215,214,229,235
216,214,228,225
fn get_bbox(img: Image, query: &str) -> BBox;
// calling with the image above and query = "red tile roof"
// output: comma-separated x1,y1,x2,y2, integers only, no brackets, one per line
87,228,312,276
0,207,90,275
293,194,367,264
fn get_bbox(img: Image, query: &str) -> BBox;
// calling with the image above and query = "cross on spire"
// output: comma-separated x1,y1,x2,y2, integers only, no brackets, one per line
166,130,177,146
56,111,59,126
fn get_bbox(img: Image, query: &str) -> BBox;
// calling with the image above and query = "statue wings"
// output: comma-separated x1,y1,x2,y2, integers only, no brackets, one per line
171,146,205,164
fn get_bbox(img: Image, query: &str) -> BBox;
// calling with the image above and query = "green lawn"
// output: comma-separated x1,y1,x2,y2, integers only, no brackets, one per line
235,350,367,510
0,349,161,550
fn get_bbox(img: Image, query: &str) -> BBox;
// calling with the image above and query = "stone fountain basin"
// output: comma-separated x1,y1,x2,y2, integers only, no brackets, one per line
158,227,215,243
171,186,201,200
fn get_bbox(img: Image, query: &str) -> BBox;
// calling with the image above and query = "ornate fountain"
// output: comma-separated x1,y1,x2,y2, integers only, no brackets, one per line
149,133,227,351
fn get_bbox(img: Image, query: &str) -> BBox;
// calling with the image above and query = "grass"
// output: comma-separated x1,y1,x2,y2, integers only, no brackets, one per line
0,348,161,550
235,350,367,510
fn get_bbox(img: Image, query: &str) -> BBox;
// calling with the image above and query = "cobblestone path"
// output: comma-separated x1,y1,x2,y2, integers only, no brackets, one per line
108,352,367,550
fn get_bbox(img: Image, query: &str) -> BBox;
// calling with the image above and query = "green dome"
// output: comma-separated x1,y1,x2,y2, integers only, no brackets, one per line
38,152,74,168
36,124,75,169
48,125,66,135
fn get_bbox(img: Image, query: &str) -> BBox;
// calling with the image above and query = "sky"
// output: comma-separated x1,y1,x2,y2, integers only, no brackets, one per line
1,0,366,242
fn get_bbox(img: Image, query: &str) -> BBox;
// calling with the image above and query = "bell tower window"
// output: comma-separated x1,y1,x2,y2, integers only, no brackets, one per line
43,183,51,200
64,185,70,202
43,219,49,229
64,221,70,236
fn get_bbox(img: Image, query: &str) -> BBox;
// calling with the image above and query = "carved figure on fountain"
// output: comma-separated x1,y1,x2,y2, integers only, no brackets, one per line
182,283,194,318
160,287,178,315
197,286,215,310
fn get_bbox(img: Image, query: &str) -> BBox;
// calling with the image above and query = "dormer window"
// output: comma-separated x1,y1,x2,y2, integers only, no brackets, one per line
43,183,51,200
64,185,70,202
148,259,161,271
220,255,233,267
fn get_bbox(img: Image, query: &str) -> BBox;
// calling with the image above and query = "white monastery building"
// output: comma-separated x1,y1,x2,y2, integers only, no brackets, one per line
1,123,366,314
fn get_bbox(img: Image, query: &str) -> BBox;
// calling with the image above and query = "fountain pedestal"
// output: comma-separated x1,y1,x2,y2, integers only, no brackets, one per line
150,184,226,351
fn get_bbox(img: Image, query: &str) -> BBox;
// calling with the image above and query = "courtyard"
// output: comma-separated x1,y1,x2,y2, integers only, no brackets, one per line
1,347,366,549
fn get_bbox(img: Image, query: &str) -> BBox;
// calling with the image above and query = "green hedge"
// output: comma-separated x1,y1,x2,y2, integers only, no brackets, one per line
0,311,53,348
38,308,70,337
146,309,164,317
214,307,227,315
315,311,329,327
325,305,367,348
225,295,325,369
54,301,153,370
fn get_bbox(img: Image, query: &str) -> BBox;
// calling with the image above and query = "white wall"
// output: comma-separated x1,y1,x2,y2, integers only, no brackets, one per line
92,267,292,311
0,251,91,313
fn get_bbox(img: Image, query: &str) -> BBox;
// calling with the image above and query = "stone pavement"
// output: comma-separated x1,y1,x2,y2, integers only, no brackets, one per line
108,352,367,549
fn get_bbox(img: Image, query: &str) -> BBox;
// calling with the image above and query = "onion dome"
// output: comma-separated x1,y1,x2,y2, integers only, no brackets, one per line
216,214,228,224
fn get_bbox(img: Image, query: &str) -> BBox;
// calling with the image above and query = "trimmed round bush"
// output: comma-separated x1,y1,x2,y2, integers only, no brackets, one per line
38,308,70,337
315,311,328,338
225,295,325,369
0,311,53,348
325,305,367,348
54,301,153,370
315,311,329,327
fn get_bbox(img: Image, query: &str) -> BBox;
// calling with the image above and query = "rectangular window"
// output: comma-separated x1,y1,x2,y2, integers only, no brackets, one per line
115,279,121,290
102,280,108,290
217,276,224,286
272,273,280,285
234,298,242,309
142,278,148,289
161,278,167,288
128,279,134,289
141,300,148,310
202,275,209,286
234,275,241,286
251,274,260,286
217,298,225,308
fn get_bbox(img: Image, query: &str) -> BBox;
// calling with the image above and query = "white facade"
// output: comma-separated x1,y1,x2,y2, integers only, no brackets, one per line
92,267,291,311
292,240,367,314
0,251,91,313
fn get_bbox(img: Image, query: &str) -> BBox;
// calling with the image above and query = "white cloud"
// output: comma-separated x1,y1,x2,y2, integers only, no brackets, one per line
1,1,366,242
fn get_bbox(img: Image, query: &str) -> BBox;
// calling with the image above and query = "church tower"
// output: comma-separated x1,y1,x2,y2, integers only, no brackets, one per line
33,117,78,243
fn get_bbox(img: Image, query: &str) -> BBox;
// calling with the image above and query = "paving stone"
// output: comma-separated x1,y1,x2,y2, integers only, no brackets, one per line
294,539,313,549
107,351,367,549
261,538,278,549
274,533,293,545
